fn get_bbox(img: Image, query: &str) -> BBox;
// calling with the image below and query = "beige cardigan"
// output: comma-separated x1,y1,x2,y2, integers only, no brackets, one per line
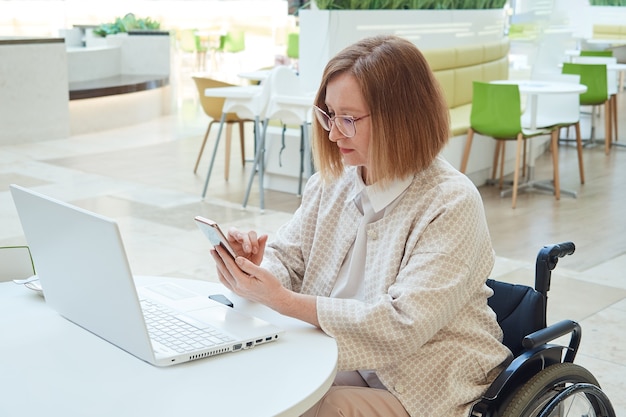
262,157,512,417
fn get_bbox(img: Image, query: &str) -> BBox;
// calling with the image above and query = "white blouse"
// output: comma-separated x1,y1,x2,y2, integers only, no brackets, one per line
330,168,413,300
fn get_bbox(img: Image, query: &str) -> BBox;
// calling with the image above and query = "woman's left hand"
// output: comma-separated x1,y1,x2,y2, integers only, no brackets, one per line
210,244,320,327
210,244,286,308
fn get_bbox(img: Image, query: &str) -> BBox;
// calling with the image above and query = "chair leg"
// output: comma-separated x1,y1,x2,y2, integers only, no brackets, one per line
612,94,618,145
551,129,560,201
512,134,523,209
194,122,214,174
460,129,474,173
238,121,246,166
498,142,506,189
604,100,610,153
224,123,233,181
574,122,585,184
491,141,501,181
522,139,528,178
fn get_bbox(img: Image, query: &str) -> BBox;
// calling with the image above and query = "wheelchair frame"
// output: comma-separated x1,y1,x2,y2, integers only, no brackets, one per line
469,242,616,417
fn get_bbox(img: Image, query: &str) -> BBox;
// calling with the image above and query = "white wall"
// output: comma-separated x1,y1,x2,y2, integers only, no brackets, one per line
0,40,70,144
299,8,507,93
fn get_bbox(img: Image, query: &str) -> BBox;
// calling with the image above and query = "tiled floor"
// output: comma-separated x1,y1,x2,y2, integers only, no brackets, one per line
2,66,626,414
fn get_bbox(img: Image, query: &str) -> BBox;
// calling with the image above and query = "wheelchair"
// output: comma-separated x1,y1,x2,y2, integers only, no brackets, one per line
470,242,616,417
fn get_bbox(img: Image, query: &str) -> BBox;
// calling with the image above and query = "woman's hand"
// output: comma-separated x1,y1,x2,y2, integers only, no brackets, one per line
226,227,268,266
210,245,319,327
211,244,284,307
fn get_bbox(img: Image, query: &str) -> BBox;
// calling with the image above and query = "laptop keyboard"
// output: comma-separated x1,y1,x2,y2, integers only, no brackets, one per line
141,299,236,354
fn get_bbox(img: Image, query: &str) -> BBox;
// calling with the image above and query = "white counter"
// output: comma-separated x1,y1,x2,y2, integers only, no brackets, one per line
0,38,70,145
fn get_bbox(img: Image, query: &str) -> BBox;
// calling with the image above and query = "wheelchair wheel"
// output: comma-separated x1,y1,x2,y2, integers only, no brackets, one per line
501,363,616,417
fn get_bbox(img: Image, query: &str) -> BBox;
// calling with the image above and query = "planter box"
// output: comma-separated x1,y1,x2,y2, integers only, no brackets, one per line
261,8,509,190
299,8,507,92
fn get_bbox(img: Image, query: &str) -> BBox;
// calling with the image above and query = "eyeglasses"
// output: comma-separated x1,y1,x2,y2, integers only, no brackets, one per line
313,105,370,138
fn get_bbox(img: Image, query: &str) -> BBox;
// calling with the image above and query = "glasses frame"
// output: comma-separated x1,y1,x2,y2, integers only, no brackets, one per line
313,105,370,138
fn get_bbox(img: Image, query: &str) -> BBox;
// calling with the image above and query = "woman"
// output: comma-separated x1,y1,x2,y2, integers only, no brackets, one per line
211,35,512,417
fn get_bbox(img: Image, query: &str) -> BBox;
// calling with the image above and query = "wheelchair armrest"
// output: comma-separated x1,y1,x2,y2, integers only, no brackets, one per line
523,319,581,363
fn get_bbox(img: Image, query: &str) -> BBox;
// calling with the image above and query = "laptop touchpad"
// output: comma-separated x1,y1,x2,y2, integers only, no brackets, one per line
178,308,273,335
177,308,228,330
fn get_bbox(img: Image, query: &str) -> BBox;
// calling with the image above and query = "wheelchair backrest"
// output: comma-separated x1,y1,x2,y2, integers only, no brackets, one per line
486,279,547,357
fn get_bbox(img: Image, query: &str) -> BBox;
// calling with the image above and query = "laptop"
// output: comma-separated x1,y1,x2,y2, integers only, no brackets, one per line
9,184,283,367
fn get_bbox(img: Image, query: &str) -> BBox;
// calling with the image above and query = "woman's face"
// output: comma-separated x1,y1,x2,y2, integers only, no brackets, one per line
324,72,372,181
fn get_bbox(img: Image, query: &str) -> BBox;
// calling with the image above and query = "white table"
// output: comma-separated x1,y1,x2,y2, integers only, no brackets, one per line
492,80,587,130
490,80,587,199
0,277,338,417
238,70,271,83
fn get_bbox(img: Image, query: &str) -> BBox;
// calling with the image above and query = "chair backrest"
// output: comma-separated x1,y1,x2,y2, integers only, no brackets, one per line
531,31,575,77
265,66,308,125
580,50,613,57
470,81,522,139
572,56,618,94
194,33,208,53
0,246,36,282
177,29,198,53
221,66,280,119
562,62,609,105
486,279,547,357
192,76,239,122
287,32,299,59
219,31,246,53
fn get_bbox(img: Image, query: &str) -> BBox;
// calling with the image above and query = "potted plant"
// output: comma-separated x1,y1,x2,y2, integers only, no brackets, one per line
310,0,506,9
92,13,161,37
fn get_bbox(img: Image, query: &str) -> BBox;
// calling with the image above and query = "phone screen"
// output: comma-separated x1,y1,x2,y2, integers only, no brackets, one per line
194,216,237,259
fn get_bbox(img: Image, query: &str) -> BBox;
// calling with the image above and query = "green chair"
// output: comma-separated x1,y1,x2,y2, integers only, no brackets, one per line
580,50,613,57
215,31,246,76
460,82,559,209
217,31,246,54
562,62,611,154
287,32,299,59
177,28,207,71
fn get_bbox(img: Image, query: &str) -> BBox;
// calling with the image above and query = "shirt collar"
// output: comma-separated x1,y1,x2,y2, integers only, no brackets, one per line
349,167,413,213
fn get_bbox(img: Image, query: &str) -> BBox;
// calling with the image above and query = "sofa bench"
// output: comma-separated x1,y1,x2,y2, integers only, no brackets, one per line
421,39,510,137
592,24,626,41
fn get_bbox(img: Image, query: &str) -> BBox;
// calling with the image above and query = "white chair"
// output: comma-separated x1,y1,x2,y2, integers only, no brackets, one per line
523,72,585,184
572,56,619,146
201,69,276,200
531,31,576,77
242,66,314,210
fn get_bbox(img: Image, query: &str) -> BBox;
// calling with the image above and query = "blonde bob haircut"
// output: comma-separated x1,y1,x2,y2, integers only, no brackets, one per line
312,35,450,186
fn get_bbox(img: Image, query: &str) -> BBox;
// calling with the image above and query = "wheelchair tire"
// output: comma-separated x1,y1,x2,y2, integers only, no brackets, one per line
500,362,615,417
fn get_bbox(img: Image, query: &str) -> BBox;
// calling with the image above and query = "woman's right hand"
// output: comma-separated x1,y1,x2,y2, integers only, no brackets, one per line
226,227,268,265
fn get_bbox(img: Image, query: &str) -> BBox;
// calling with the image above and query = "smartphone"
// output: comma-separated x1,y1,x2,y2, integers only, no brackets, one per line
194,216,237,259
